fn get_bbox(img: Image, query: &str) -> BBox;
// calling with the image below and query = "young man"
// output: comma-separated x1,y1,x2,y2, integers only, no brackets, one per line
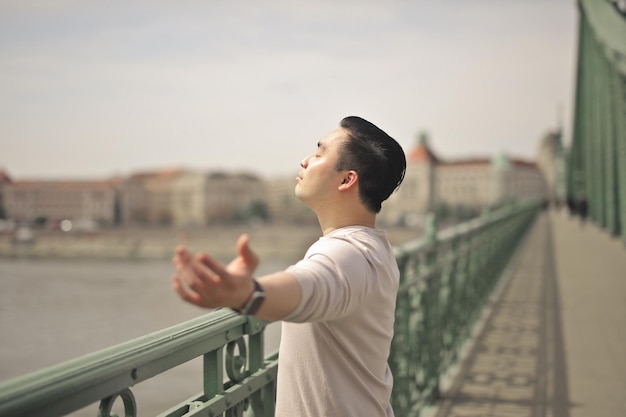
172,116,406,416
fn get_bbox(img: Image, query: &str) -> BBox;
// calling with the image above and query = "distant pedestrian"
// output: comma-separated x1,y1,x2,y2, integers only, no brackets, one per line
578,192,588,226
566,194,577,217
171,116,406,416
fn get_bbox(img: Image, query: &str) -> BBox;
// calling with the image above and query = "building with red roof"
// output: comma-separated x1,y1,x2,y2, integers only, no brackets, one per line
381,132,548,226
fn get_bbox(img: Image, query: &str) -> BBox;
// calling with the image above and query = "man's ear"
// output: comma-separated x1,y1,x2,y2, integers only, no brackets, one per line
338,170,358,191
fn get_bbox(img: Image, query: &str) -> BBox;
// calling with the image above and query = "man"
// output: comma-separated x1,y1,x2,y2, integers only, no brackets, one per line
172,116,406,416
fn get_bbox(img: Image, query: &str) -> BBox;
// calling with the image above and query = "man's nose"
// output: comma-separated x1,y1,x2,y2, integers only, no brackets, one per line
300,155,310,168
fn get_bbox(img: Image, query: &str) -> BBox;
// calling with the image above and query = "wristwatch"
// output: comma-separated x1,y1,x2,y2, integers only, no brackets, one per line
236,279,265,316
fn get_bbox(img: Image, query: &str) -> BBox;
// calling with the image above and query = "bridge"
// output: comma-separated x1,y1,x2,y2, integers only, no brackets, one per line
1,202,624,417
0,1,625,416
433,2,626,415
431,209,626,417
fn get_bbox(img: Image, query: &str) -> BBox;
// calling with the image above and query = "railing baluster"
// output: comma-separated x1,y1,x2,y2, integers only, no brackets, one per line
204,348,223,399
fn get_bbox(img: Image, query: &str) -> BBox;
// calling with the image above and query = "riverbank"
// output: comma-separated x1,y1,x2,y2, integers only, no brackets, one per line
0,224,422,262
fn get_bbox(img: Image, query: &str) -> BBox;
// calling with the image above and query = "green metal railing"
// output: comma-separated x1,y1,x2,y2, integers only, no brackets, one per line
390,200,539,416
0,201,540,417
0,312,277,417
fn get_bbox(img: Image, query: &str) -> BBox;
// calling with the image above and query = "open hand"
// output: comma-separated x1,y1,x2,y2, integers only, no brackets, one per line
171,234,258,310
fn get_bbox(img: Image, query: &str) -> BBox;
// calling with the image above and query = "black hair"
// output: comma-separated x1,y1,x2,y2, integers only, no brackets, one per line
336,116,406,213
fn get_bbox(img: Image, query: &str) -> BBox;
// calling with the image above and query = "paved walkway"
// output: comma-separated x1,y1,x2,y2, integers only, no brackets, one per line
432,210,626,417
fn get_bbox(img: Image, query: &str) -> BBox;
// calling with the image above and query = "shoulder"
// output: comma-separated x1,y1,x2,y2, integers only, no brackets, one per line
305,227,382,261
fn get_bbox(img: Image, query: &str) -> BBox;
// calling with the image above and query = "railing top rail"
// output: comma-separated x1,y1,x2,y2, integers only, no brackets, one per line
0,309,265,417
394,200,538,259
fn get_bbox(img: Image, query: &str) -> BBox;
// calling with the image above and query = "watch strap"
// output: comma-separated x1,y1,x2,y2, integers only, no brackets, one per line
236,279,265,316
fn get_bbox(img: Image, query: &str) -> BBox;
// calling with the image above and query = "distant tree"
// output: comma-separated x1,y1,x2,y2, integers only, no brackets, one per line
34,216,48,228
230,201,271,224
248,200,270,221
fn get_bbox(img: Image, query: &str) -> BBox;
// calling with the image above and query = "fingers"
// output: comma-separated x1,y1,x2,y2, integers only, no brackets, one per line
173,248,218,295
175,245,192,259
172,246,192,269
236,234,259,270
171,275,205,307
171,265,222,308
196,252,228,281
171,274,194,301
171,240,253,309
236,234,250,253
171,246,231,309
174,245,226,283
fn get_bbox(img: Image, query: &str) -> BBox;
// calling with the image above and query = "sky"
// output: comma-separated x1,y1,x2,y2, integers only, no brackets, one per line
0,0,579,180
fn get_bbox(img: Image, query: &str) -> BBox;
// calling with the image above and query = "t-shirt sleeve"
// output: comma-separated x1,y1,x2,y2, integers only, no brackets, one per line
282,237,371,323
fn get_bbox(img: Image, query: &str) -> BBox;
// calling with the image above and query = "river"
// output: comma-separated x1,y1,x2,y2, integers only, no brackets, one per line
0,225,420,415
0,258,284,416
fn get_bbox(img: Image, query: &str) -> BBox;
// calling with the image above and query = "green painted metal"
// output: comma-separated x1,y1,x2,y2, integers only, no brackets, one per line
568,0,626,241
389,201,540,416
0,310,277,417
0,202,540,417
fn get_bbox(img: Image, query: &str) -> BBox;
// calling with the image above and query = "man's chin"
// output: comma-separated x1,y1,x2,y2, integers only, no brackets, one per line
294,186,307,202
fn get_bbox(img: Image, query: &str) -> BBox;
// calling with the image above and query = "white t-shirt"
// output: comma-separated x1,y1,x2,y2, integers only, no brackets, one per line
276,226,399,417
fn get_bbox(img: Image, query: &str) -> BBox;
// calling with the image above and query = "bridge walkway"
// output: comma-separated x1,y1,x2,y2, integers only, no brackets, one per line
432,210,626,417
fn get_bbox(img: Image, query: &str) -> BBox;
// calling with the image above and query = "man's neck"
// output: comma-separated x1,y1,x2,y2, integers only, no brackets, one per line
317,211,376,236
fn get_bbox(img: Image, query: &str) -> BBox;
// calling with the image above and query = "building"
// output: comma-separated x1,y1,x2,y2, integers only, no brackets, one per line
1,127,557,229
2,179,118,226
119,168,268,227
383,133,438,225
205,172,267,224
381,133,548,226
119,168,185,226
171,171,208,227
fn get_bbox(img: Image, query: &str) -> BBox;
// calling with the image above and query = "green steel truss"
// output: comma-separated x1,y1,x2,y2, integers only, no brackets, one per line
568,0,626,240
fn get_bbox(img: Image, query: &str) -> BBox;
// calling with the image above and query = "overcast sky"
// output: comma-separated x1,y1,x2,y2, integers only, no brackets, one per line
0,0,578,180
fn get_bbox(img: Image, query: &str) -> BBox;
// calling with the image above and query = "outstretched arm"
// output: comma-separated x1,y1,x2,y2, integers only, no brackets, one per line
171,234,302,321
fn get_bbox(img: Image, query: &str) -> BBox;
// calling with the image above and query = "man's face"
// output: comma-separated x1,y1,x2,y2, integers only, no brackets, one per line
295,127,349,207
